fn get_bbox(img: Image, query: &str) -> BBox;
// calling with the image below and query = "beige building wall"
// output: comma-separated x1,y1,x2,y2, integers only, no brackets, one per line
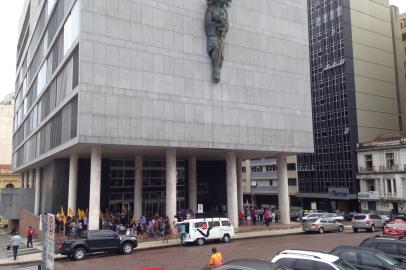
390,7,406,132
0,104,13,164
401,13,406,81
350,0,400,142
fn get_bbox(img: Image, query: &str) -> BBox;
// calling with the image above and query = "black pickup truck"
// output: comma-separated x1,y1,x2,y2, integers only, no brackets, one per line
57,230,137,260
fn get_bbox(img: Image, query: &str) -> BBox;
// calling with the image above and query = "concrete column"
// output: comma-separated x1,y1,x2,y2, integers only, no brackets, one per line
68,154,79,215
226,151,238,228
277,154,290,225
237,158,243,212
34,168,41,215
88,146,102,230
28,169,34,188
166,149,177,226
134,155,143,220
188,157,197,213
23,171,28,188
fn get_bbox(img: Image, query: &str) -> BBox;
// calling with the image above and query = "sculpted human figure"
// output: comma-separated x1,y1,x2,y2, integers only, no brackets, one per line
205,0,231,83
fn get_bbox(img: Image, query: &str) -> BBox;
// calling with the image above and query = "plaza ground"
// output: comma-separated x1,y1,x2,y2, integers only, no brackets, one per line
0,228,379,270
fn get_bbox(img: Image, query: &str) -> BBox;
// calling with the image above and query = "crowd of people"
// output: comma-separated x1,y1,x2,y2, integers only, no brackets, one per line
53,207,198,242
238,207,280,226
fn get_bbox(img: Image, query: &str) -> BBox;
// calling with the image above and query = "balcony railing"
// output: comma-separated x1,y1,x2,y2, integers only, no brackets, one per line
250,158,276,167
250,171,278,179
359,165,405,173
0,188,34,219
251,186,278,194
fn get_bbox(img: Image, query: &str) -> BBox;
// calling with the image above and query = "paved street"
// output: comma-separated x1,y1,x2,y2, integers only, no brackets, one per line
0,229,380,270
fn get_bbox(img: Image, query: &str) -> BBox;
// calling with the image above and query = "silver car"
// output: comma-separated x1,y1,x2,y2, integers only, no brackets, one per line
321,213,345,222
302,213,327,222
352,213,384,232
302,218,344,234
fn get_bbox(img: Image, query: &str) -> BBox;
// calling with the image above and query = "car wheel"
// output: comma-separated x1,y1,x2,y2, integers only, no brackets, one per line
73,248,86,261
353,228,358,233
223,234,230,243
338,226,344,232
196,238,205,246
122,242,134,255
318,227,324,234
371,225,376,232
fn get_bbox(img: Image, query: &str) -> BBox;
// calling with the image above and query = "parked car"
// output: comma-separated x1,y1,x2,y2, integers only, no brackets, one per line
394,216,406,222
176,218,235,246
271,250,357,270
380,215,391,224
202,259,287,270
384,222,406,237
330,245,406,270
360,235,406,261
302,218,344,234
56,230,137,260
322,213,345,222
352,213,384,232
345,211,358,221
301,213,327,223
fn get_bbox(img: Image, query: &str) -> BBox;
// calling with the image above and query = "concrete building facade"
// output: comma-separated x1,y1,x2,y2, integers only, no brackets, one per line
8,0,313,228
298,0,406,212
357,132,406,214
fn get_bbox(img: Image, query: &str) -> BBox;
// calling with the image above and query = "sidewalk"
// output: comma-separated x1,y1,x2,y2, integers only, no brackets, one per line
0,223,303,266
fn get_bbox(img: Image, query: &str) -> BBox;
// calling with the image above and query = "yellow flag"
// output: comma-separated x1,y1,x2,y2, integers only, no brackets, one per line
68,208,74,217
60,206,66,224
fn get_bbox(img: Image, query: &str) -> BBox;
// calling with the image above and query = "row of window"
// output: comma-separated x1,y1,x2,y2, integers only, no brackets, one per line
14,0,79,147
12,96,78,169
242,163,297,173
13,47,79,151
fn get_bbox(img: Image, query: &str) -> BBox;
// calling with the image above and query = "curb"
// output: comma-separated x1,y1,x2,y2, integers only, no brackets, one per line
0,228,303,266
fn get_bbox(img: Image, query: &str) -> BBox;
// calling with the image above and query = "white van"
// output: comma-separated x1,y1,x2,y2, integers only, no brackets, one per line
177,218,235,246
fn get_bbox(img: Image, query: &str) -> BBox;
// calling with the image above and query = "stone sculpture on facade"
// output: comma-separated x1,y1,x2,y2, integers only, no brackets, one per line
205,0,231,83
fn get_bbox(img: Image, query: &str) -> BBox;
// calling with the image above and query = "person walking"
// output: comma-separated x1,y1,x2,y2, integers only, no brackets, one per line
209,247,224,269
10,230,22,261
27,226,34,248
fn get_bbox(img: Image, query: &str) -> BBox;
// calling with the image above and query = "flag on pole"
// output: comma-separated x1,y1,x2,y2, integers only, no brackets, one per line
68,208,74,217
60,206,67,224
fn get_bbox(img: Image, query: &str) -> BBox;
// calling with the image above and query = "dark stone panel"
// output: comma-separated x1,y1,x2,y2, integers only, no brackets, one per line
101,159,110,212
51,159,69,214
40,162,54,214
196,160,226,212
77,158,90,211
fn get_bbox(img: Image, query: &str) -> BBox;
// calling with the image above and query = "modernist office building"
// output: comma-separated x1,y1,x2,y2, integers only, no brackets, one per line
11,0,313,229
297,0,406,212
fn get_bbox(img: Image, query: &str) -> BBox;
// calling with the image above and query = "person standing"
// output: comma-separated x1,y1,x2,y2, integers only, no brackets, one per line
27,226,34,248
10,230,22,261
209,247,224,269
180,223,186,246
163,217,171,243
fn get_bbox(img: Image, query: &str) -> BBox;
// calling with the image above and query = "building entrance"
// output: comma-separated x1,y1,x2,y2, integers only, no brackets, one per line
108,159,186,218
109,200,133,214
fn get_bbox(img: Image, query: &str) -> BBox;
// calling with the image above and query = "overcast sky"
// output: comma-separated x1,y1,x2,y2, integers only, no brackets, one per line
0,0,405,102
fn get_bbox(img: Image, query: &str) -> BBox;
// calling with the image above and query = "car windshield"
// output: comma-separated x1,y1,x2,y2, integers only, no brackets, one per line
376,252,399,266
333,259,358,270
354,215,366,220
